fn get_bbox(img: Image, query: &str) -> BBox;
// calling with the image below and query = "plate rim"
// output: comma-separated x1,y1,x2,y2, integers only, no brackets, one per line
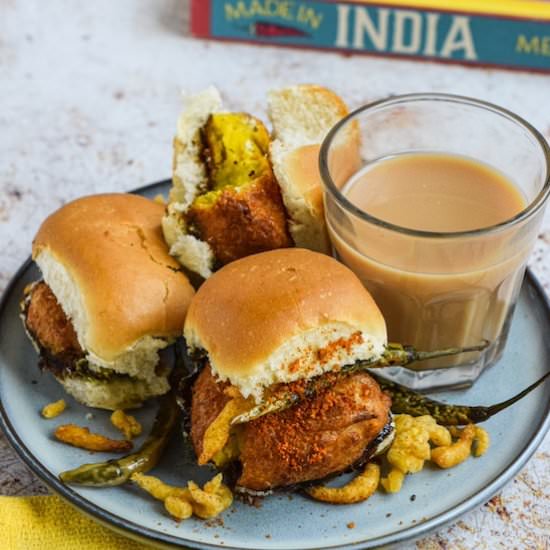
1,180,549,550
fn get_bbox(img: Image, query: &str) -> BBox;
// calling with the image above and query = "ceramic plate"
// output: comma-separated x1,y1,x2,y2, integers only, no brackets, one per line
1,181,550,550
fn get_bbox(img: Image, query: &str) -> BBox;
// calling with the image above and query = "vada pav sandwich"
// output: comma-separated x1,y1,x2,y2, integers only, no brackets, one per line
21,194,195,410
184,248,393,492
162,85,359,278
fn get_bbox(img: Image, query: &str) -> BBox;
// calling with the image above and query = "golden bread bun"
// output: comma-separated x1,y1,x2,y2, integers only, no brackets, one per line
268,84,361,254
184,248,386,401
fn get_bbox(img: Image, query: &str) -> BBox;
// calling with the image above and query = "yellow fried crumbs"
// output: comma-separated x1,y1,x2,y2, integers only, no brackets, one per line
131,473,233,521
41,399,66,419
54,424,132,453
199,396,253,465
380,415,490,493
306,413,489,503
306,463,380,504
110,410,142,440
473,426,490,457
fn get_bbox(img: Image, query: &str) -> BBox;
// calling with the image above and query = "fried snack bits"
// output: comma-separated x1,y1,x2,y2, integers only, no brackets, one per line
131,473,233,521
54,424,132,453
198,396,252,465
110,410,142,440
381,415,490,493
432,425,490,468
41,399,66,419
306,463,380,504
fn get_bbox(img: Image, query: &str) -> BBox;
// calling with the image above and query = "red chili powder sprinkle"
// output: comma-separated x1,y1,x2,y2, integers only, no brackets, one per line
317,332,363,364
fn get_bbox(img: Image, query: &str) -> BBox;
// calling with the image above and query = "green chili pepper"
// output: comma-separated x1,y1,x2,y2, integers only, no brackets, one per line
231,342,488,425
234,369,548,426
378,341,489,367
370,370,550,425
59,391,179,487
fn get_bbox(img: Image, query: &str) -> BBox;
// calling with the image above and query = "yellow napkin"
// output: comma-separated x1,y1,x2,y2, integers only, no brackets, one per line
0,495,155,550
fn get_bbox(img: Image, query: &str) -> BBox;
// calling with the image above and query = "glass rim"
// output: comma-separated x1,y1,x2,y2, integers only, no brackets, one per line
319,92,550,239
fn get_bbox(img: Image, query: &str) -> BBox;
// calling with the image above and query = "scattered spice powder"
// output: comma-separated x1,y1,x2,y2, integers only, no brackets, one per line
287,359,302,374
317,332,363,364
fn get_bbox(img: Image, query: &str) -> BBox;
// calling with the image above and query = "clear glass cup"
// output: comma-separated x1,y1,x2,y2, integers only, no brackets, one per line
320,93,550,390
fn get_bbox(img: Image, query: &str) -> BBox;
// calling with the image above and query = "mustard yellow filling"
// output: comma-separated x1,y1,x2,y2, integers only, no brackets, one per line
193,113,271,208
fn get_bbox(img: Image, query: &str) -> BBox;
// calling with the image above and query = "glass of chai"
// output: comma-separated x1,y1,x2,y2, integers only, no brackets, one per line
320,93,550,390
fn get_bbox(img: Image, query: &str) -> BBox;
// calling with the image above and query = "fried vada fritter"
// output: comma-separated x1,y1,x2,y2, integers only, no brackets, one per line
189,173,292,266
25,282,82,357
190,366,391,492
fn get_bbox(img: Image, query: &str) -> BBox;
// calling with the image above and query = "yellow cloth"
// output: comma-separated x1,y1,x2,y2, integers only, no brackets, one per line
0,495,155,550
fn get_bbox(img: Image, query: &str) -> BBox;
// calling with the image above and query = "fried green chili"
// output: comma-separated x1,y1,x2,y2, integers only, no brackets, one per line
59,391,179,486
234,369,549,426
231,342,488,425
371,370,550,425
378,341,489,367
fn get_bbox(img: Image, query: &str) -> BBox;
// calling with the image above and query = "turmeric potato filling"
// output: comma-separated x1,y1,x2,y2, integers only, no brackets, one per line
194,113,272,205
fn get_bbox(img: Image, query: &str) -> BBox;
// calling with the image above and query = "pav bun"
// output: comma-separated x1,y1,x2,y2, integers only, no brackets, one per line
268,84,361,254
184,248,386,402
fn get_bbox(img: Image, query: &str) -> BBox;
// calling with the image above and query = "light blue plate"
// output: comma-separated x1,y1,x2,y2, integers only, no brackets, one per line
1,181,549,550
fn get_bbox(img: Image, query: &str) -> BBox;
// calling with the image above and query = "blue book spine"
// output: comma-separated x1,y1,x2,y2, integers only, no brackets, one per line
192,0,550,72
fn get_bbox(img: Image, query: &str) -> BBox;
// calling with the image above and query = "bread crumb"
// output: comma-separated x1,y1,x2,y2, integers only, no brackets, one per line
347,522,356,529
111,409,142,439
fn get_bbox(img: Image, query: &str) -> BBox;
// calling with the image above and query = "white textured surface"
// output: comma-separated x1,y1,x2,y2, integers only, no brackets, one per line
0,1,549,548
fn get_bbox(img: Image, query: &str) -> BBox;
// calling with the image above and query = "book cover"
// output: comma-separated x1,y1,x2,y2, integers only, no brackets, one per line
190,0,550,73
